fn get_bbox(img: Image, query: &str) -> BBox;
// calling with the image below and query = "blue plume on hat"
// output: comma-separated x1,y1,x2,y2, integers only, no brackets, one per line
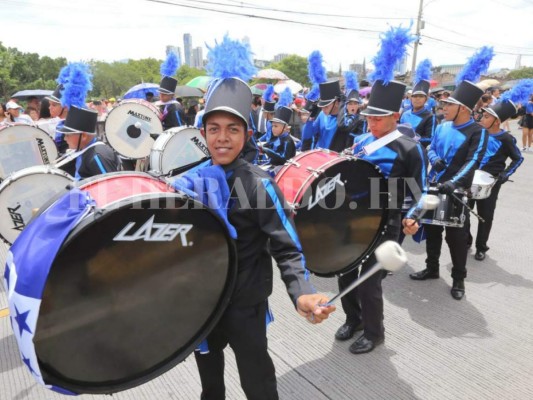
206,34,257,81
307,51,327,85
369,24,415,84
455,46,495,84
59,62,93,109
306,83,320,101
500,79,533,105
414,59,432,84
56,64,71,85
160,50,180,77
344,71,359,94
277,87,293,108
263,84,275,102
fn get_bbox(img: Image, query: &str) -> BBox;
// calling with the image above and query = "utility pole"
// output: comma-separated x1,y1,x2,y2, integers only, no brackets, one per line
410,0,424,82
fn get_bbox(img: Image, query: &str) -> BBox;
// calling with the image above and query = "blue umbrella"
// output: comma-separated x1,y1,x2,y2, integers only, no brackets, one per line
11,89,53,100
123,83,159,99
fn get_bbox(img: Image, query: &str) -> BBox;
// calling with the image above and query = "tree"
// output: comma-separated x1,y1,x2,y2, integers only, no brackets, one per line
176,65,205,85
507,67,533,80
269,55,310,86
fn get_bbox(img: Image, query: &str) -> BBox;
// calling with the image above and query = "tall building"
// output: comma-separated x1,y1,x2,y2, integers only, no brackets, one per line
242,36,251,47
394,53,408,75
192,47,204,69
274,53,289,63
166,45,182,65
183,33,192,67
349,63,365,75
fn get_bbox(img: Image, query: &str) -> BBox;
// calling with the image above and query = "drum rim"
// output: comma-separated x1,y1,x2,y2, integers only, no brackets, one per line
36,192,238,394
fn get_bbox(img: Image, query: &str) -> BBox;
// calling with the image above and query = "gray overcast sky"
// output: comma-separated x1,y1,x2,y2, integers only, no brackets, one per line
1,0,532,73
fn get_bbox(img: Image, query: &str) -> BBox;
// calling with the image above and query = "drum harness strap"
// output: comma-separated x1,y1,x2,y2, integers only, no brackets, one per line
54,141,106,169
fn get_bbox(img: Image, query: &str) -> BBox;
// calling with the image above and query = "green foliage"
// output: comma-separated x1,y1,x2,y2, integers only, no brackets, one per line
507,67,533,80
269,55,310,86
176,65,205,85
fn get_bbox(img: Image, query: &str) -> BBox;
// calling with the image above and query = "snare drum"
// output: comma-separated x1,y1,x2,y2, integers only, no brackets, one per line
150,126,210,175
0,165,73,244
275,149,387,277
104,99,163,159
0,123,58,179
470,170,495,200
6,172,237,394
420,187,467,228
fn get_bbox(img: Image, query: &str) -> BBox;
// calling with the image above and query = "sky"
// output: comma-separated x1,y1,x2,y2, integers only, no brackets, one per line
1,0,532,75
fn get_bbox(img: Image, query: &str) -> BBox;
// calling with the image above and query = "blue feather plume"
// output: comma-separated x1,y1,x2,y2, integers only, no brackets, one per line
307,51,327,84
263,84,275,102
456,46,495,84
277,87,293,108
500,79,533,105
56,64,71,85
344,71,359,94
59,62,92,109
369,24,415,84
306,83,320,101
206,34,257,81
160,50,180,77
415,59,432,84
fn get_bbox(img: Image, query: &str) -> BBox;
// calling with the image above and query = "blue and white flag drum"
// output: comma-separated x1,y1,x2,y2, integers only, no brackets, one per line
3,189,94,395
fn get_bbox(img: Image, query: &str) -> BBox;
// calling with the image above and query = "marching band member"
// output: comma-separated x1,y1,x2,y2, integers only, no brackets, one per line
260,106,296,166
157,51,186,130
183,36,334,400
466,90,526,261
338,71,366,149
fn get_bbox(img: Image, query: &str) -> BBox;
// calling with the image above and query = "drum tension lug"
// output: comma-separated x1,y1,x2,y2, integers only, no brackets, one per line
306,167,324,177
285,159,301,168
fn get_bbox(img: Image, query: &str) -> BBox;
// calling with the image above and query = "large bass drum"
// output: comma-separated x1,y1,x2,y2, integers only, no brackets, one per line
104,99,163,159
6,172,237,394
275,149,387,277
0,123,57,180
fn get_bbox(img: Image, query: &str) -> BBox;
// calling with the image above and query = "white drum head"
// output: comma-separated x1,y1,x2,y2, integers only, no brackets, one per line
0,166,73,244
150,127,210,174
473,170,494,185
0,124,58,180
104,100,163,159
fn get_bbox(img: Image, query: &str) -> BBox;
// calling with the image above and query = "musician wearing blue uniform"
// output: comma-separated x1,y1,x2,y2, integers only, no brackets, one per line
313,80,348,152
466,101,523,261
257,98,275,142
410,81,487,300
260,106,296,166
335,80,427,354
60,105,120,180
399,79,437,147
340,89,366,148
158,76,186,130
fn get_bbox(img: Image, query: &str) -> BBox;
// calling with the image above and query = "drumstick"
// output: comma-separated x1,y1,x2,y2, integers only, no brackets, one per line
406,194,440,226
451,192,486,223
318,241,407,308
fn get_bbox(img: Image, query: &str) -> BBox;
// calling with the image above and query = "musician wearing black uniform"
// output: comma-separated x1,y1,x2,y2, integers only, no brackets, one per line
157,76,186,130
335,80,427,354
194,77,335,400
260,106,296,166
341,89,367,148
466,101,523,261
399,79,438,147
314,80,347,152
410,81,487,300
60,105,120,180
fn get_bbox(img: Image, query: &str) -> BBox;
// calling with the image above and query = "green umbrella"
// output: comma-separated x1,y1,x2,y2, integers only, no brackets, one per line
186,76,213,91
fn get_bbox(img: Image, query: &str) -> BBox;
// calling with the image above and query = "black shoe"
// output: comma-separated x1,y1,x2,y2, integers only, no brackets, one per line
410,269,439,280
474,250,486,261
451,280,465,300
349,334,384,354
334,322,364,341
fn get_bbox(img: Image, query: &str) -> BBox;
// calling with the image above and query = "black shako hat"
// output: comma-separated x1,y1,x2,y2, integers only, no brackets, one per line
46,84,63,104
262,99,276,113
271,106,293,125
59,105,98,135
412,79,430,96
482,100,517,123
318,80,341,107
361,80,406,116
158,76,178,95
346,89,362,104
202,77,252,129
441,80,483,111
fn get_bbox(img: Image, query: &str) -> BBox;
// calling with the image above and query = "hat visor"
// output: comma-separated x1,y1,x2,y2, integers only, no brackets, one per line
45,95,61,104
202,106,248,129
481,107,499,120
157,88,174,95
440,97,464,107
271,117,289,125
411,91,428,97
317,99,335,108
59,125,95,135
360,106,394,116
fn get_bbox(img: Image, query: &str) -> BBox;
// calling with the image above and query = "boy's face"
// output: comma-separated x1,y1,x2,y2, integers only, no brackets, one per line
480,111,499,130
202,111,248,165
346,101,359,115
271,122,285,136
366,113,399,138
411,94,427,110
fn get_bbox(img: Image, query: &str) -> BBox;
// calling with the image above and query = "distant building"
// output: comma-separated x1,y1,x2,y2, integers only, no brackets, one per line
254,59,270,68
394,53,408,75
183,33,192,67
349,63,365,75
242,36,251,47
274,53,289,63
166,46,182,65
437,64,464,75
192,47,204,69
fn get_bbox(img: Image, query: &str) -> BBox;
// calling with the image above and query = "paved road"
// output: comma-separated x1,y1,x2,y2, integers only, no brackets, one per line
1,122,532,399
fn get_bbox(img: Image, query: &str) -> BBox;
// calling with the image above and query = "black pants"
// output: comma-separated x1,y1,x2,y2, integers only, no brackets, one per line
194,301,278,400
337,226,400,341
424,211,470,280
465,181,502,252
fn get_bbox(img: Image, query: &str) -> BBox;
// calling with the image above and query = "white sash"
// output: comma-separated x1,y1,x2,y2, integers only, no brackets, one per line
54,141,106,168
363,130,403,155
